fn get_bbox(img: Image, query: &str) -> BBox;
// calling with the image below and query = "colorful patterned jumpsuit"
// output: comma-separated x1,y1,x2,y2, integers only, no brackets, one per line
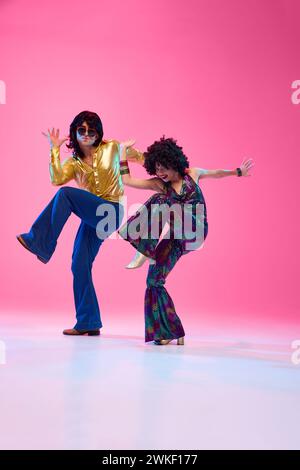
118,172,208,342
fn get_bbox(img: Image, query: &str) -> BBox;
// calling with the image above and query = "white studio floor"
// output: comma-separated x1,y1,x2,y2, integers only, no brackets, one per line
0,311,299,450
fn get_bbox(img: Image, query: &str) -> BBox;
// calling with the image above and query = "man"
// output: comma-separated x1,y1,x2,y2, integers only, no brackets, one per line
16,110,145,336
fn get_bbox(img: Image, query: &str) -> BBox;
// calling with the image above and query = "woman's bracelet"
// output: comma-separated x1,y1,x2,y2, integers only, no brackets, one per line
236,167,242,177
120,160,130,175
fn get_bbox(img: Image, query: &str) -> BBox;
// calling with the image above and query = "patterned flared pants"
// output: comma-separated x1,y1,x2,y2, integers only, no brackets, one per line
145,238,186,342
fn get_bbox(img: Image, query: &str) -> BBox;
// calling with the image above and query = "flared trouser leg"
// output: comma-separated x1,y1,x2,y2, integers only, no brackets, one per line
145,238,186,342
71,221,104,330
19,186,123,329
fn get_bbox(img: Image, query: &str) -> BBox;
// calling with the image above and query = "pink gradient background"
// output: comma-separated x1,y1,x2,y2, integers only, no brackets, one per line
1,0,299,339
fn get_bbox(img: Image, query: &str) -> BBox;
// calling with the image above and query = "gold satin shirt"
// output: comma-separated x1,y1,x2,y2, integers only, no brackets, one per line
49,139,145,202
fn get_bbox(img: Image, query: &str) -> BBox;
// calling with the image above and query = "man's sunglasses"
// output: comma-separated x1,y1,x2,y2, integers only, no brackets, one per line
77,127,98,137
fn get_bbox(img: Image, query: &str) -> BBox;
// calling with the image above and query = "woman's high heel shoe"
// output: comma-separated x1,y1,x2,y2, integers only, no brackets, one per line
154,337,184,346
125,251,156,269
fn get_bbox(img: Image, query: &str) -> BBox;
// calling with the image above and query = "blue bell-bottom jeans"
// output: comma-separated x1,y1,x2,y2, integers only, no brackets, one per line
18,186,124,330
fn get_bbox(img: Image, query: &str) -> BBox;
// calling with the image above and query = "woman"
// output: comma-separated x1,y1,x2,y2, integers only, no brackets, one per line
117,136,254,345
16,110,144,336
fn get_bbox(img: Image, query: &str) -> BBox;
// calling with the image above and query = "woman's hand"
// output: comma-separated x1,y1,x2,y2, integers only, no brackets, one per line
42,128,69,149
119,139,136,161
239,158,255,176
120,139,136,149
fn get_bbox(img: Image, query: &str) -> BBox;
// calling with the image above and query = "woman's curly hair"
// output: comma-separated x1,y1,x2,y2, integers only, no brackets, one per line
143,135,189,177
66,110,103,159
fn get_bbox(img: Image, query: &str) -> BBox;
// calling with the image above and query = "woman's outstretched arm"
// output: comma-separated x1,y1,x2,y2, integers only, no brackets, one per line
190,158,254,180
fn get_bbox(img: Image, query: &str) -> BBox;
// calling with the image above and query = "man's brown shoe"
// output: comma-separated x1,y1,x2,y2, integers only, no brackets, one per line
16,234,48,264
63,328,100,336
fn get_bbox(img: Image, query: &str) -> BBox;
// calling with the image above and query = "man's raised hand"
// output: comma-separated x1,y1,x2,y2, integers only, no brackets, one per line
42,128,69,149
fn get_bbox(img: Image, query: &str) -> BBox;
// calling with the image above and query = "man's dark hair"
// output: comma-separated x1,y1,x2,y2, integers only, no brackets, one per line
143,135,189,177
66,110,104,158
